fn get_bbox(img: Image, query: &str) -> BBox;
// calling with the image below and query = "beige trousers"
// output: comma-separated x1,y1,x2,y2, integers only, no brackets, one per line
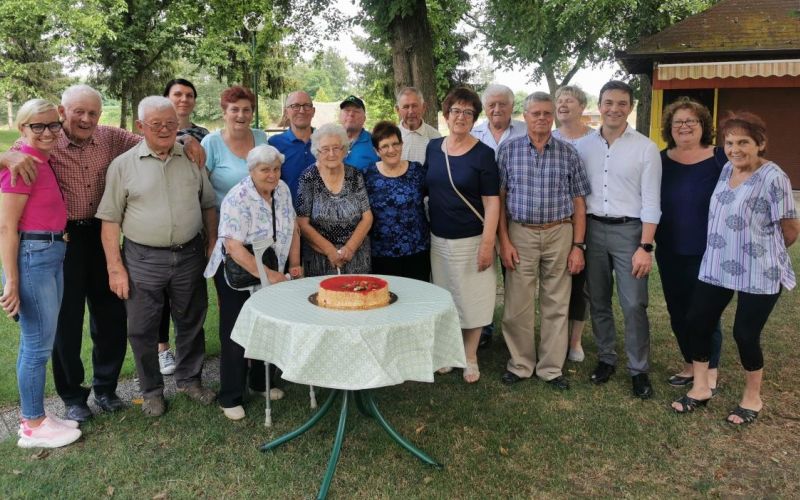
502,222,572,380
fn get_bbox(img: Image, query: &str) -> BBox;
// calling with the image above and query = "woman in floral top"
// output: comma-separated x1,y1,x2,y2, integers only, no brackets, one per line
671,112,799,426
364,121,430,281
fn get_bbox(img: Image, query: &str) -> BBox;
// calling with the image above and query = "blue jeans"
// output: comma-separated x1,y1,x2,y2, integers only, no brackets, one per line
7,239,66,420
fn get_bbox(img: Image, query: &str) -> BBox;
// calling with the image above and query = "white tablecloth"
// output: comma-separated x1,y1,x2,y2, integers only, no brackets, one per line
230,275,466,390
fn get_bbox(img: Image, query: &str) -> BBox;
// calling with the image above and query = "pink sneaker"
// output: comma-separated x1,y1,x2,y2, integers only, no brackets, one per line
17,417,82,448
46,411,80,429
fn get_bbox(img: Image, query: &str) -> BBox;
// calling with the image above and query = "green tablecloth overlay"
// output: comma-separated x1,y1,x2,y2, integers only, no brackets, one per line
231,275,466,390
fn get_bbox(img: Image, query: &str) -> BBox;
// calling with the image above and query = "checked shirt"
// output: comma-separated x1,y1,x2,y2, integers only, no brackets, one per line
497,134,590,225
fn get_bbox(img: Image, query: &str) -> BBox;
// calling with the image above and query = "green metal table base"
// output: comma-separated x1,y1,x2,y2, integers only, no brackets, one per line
260,389,442,499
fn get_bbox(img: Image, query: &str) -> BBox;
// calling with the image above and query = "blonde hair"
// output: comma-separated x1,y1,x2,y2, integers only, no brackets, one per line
15,99,58,131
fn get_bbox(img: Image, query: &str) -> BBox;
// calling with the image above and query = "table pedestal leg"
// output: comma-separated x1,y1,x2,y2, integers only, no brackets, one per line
259,389,339,452
353,389,371,417
317,391,350,500
361,390,443,469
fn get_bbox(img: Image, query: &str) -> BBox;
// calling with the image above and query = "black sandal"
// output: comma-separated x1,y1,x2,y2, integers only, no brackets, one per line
671,394,710,413
726,405,759,425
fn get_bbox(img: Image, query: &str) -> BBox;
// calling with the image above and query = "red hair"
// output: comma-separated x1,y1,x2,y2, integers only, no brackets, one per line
220,85,256,110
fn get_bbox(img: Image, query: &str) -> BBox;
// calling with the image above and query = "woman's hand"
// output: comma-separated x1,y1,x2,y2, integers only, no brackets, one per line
0,282,20,318
326,247,343,269
267,269,287,284
477,239,494,272
289,265,303,279
338,245,355,264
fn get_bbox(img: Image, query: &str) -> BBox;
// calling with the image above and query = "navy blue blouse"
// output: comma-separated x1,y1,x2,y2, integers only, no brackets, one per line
655,146,727,255
424,138,499,239
364,161,430,258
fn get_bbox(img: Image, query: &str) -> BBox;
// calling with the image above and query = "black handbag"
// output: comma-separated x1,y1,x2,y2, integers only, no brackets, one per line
223,195,279,289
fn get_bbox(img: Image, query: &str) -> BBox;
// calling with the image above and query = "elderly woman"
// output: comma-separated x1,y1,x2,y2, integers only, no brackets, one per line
364,121,430,281
553,85,596,363
657,98,726,391
204,145,301,420
672,112,799,425
425,87,500,384
157,78,212,375
0,99,81,447
296,123,373,276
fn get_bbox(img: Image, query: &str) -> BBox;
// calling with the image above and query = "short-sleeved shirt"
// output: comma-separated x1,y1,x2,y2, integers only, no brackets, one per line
268,127,315,201
204,177,295,279
13,126,142,220
201,129,268,209
400,122,441,164
95,142,215,247
295,165,372,276
655,147,726,255
576,125,662,223
498,135,591,225
471,119,528,155
699,161,797,294
343,129,380,171
0,144,67,231
425,138,499,239
364,161,430,257
551,127,597,149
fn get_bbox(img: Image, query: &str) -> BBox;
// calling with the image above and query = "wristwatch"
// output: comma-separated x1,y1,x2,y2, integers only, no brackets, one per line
639,242,654,253
572,242,587,251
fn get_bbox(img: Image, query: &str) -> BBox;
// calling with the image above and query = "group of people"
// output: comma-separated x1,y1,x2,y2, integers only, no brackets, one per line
0,76,796,448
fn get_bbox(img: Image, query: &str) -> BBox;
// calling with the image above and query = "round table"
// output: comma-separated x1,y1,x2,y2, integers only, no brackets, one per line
230,275,466,499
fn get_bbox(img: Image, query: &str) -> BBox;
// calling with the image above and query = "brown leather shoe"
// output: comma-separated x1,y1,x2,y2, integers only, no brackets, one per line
142,396,166,417
177,385,216,405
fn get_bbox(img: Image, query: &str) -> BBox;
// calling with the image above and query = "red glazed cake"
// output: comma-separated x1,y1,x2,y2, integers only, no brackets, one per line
317,276,390,310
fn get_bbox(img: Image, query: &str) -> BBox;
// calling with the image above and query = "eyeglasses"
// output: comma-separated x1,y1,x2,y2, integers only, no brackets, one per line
449,108,476,119
378,141,402,153
287,103,314,111
23,122,63,134
319,145,344,155
143,121,179,132
672,118,700,128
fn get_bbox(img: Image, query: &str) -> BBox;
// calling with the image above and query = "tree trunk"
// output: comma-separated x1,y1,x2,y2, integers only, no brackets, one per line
120,91,129,130
389,0,438,126
6,94,13,128
636,75,652,136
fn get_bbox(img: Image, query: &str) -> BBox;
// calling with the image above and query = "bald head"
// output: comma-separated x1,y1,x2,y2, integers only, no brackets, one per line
284,90,315,131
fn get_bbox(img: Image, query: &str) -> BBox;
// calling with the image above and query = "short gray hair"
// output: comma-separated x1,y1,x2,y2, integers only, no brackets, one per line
482,84,514,107
523,91,554,111
246,145,285,170
310,123,350,159
396,86,424,105
555,85,588,107
61,84,103,108
15,99,58,130
137,96,175,121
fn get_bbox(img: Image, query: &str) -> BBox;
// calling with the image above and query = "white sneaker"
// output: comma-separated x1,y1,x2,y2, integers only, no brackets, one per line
17,417,82,448
158,350,176,375
220,405,246,421
46,411,79,429
269,388,285,401
568,347,585,362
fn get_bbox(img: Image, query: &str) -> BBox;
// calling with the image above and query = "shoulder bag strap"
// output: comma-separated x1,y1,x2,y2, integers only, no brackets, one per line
443,139,484,224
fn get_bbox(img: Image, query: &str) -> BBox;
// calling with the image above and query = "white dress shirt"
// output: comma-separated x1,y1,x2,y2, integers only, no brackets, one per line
471,119,527,156
575,125,661,224
400,122,441,164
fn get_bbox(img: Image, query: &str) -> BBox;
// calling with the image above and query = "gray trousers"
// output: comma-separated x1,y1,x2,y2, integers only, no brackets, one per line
585,219,650,375
124,237,208,398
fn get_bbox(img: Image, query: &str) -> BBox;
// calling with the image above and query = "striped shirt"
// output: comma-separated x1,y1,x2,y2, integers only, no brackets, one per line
699,161,797,294
498,134,591,225
400,122,441,164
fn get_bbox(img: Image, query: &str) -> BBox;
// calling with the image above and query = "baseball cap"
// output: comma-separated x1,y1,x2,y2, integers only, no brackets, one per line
340,95,366,110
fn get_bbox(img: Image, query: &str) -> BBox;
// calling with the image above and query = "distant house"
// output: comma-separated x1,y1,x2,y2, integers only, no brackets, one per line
618,0,800,187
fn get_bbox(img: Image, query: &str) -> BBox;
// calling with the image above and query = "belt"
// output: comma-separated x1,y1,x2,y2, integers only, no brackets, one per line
519,218,573,231
67,218,100,227
19,231,66,242
588,214,640,224
138,233,201,252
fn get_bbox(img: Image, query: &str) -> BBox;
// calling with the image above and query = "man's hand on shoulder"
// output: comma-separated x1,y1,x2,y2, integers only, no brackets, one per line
0,151,41,187
182,136,206,169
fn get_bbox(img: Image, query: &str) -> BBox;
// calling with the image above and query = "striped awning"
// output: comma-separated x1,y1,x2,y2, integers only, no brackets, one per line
657,59,800,80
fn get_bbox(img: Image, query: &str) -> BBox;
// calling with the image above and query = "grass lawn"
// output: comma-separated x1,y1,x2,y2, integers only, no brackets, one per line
0,246,798,497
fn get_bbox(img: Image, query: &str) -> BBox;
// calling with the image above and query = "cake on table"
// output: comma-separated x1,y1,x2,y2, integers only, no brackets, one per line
317,276,390,310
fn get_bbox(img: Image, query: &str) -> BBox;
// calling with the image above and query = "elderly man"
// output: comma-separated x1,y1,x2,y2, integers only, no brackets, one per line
0,85,206,422
497,92,590,389
471,83,527,348
395,87,441,163
96,96,217,416
269,90,316,201
575,80,661,399
339,95,379,171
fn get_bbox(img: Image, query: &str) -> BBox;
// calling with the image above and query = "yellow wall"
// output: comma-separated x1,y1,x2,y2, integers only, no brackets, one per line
649,89,666,149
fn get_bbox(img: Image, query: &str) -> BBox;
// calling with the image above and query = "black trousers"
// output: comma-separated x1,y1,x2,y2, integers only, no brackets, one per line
52,220,127,405
655,248,722,368
213,267,269,408
371,249,431,282
687,281,780,372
